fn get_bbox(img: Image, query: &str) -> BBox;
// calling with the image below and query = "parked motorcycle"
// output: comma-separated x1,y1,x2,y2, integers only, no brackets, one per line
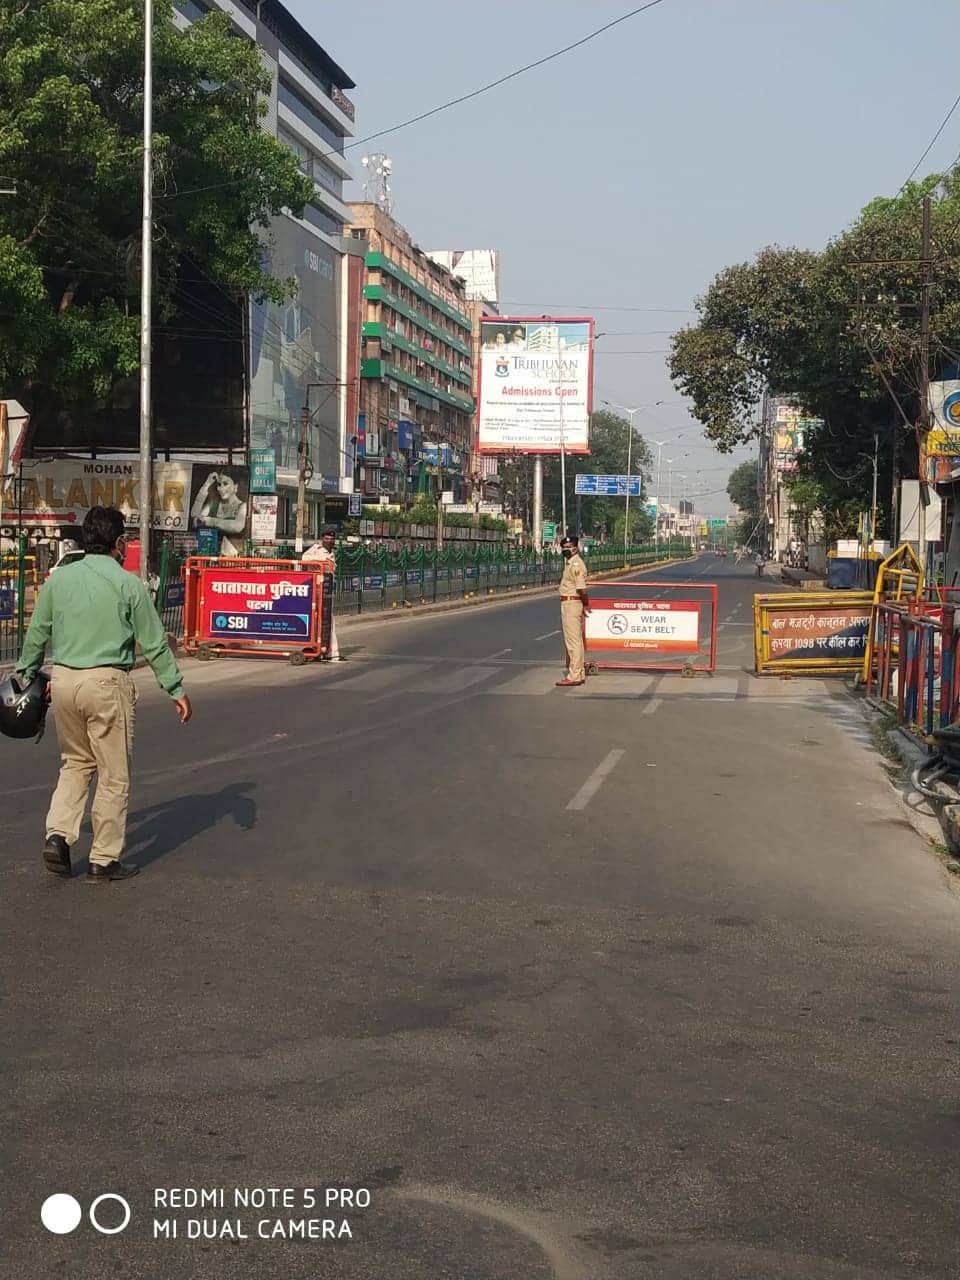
911,724,960,854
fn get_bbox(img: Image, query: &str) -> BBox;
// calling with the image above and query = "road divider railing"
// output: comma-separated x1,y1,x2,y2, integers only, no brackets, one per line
324,542,694,616
583,580,718,675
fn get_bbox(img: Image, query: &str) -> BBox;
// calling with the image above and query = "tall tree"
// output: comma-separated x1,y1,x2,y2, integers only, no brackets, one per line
543,409,654,538
726,459,760,515
0,0,312,421
668,176,960,536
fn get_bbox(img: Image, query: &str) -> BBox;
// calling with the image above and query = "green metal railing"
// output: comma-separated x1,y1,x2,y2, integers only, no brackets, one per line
1,539,694,662
326,541,693,616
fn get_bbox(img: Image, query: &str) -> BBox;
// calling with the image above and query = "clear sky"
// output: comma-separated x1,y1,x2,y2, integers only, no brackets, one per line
286,0,960,515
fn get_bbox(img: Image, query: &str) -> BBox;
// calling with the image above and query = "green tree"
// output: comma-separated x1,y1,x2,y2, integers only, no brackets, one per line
726,459,760,515
543,409,654,537
0,0,312,420
668,175,960,537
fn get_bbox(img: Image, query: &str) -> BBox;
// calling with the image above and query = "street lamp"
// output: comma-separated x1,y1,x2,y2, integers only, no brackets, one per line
602,400,663,566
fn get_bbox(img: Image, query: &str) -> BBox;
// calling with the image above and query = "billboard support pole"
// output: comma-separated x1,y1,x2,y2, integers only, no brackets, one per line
557,326,567,537
138,0,154,583
295,404,309,554
533,456,543,551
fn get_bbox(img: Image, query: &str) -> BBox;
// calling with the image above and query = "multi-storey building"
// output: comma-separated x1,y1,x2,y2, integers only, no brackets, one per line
174,0,358,539
347,204,476,502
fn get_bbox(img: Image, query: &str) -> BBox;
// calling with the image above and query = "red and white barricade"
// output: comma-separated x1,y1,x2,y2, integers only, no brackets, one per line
583,580,718,674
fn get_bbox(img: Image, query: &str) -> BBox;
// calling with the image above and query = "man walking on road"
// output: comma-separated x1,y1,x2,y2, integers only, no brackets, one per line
556,534,590,687
15,506,192,883
302,525,346,661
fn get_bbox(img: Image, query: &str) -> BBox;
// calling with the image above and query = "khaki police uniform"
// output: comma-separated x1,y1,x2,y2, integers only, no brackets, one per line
558,552,588,683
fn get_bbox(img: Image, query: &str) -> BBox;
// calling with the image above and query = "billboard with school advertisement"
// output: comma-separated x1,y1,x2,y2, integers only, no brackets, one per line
477,317,593,454
199,569,315,641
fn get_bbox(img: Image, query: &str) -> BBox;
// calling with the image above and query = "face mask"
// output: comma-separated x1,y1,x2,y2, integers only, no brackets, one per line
562,549,574,559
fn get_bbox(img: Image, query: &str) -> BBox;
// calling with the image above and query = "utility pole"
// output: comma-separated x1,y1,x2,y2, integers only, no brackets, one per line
870,430,879,545
436,446,444,552
295,404,310,554
532,456,543,551
557,352,568,538
138,0,154,583
918,194,933,577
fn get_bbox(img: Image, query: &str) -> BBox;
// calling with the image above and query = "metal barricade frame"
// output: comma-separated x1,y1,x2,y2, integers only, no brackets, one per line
182,557,332,665
583,580,718,674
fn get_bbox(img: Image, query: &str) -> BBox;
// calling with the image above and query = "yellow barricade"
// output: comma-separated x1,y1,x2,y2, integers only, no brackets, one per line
754,591,875,675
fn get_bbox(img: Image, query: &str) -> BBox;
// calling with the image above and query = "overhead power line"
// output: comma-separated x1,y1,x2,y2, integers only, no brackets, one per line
900,88,960,191
347,0,669,151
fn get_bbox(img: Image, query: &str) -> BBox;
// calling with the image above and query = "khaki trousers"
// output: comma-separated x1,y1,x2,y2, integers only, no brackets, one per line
46,666,138,866
561,600,585,682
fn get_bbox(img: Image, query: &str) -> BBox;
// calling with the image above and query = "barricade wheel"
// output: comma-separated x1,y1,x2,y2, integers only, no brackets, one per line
681,664,695,679
289,650,308,667
587,663,599,676
197,646,212,662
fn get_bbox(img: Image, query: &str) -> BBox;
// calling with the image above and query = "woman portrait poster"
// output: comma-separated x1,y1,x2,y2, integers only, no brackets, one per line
188,464,249,557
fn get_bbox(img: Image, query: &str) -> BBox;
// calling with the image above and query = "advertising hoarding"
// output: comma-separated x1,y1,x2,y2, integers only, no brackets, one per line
426,249,500,304
927,380,960,458
200,569,314,641
250,494,279,544
477,317,593,454
249,449,277,494
2,459,250,552
767,396,820,473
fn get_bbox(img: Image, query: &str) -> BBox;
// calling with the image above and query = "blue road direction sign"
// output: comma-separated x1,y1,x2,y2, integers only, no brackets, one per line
574,474,642,497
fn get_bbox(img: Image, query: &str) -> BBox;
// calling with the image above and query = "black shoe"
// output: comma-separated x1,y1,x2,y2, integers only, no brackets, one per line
42,835,71,877
86,861,140,883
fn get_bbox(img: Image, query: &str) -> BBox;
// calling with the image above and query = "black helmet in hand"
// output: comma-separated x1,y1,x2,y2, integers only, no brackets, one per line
0,671,50,740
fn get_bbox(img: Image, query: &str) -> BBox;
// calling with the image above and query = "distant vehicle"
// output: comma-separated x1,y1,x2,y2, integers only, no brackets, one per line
715,546,727,558
47,546,85,577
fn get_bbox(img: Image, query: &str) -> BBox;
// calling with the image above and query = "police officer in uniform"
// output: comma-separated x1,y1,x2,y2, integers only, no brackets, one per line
302,525,346,661
556,534,590,687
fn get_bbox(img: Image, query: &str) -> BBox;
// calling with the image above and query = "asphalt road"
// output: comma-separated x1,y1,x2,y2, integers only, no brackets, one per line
2,555,959,1279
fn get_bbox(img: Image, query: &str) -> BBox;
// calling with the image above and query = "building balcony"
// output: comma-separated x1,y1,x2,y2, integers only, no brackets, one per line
364,252,471,332
277,104,353,179
363,284,471,358
278,50,356,138
360,359,475,414
362,322,471,388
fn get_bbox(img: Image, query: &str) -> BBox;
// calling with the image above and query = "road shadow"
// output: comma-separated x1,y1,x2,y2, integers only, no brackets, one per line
124,781,258,869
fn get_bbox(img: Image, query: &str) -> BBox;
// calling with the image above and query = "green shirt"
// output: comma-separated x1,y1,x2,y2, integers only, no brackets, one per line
16,555,185,698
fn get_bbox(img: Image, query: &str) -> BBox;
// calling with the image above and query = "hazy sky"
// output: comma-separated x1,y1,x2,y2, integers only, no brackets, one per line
286,0,960,514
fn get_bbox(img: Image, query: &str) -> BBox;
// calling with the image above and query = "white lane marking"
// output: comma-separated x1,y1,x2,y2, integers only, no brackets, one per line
405,666,500,694
479,648,512,661
490,668,561,695
534,630,561,641
642,698,662,716
566,748,626,811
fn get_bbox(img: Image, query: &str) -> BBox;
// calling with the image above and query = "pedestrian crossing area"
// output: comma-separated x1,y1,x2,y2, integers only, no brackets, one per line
165,651,852,710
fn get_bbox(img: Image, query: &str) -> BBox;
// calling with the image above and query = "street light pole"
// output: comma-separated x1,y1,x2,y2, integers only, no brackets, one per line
138,0,154,583
603,400,663,566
